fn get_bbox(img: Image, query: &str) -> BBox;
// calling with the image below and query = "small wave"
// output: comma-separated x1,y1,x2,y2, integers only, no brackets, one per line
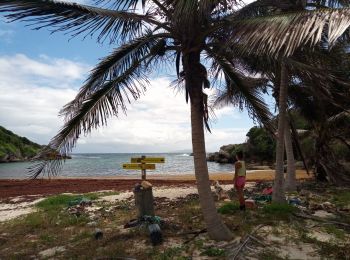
176,153,190,157
72,156,101,159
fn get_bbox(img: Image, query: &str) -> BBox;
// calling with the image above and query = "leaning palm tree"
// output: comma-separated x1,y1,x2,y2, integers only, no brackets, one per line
2,0,350,239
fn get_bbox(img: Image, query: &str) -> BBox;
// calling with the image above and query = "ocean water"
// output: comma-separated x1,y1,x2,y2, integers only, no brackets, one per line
0,153,233,179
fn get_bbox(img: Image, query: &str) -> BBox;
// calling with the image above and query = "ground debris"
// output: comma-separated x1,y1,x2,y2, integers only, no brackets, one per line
38,246,66,258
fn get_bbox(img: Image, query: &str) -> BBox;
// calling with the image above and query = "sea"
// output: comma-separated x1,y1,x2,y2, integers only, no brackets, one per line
0,153,233,179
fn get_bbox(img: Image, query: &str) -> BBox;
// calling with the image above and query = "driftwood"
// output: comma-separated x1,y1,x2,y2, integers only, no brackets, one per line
293,212,350,229
182,228,207,244
228,224,265,260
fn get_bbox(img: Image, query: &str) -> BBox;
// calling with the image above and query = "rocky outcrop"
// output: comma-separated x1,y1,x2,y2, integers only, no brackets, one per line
207,144,236,164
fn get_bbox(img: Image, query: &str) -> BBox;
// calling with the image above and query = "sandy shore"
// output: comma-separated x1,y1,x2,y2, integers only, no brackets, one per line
0,170,311,199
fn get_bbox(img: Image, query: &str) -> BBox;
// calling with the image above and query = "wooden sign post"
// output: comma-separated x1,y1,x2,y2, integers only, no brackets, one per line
122,156,165,218
122,156,165,180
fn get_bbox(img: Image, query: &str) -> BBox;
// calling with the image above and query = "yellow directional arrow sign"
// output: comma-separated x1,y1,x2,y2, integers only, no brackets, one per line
122,163,156,170
131,157,165,163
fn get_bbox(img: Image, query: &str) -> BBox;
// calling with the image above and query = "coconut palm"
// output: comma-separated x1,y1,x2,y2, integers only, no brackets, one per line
2,0,350,239
216,0,350,201
288,46,350,185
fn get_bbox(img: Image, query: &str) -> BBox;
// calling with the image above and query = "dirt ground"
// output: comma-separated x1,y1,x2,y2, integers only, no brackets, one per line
0,180,349,259
0,170,311,199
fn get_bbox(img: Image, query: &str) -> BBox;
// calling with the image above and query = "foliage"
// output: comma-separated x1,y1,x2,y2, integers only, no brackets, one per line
262,203,297,219
245,126,276,163
332,190,350,207
218,202,240,214
0,125,42,160
36,193,104,210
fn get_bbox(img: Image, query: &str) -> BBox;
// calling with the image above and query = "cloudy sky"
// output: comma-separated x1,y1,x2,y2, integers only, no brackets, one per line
0,0,267,153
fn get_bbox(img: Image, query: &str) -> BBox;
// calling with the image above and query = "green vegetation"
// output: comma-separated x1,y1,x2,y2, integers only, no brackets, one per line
245,126,276,163
37,194,98,210
332,190,350,207
262,203,297,219
218,202,240,214
0,125,42,161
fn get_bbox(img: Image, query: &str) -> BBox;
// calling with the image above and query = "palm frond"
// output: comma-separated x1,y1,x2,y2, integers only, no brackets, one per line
223,0,274,20
309,0,350,8
60,32,170,119
327,111,350,126
207,49,273,130
227,7,350,57
93,0,140,10
0,0,166,43
29,55,150,178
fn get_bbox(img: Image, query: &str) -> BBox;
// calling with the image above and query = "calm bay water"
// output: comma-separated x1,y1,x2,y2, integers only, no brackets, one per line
0,153,233,179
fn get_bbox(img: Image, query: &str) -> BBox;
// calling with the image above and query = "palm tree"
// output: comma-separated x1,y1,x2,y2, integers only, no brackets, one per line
2,0,350,239
284,118,297,191
288,48,350,185
220,0,350,201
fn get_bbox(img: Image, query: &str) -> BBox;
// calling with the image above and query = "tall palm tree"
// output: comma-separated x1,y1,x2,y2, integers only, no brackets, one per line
2,0,350,239
219,0,350,201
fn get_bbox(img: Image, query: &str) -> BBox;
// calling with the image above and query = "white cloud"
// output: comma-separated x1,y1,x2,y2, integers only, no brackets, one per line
0,54,90,89
0,24,14,43
0,54,249,153
0,54,85,143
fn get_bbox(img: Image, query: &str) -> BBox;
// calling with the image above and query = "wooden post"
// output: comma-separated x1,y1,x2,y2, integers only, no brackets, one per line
141,155,146,180
134,185,155,217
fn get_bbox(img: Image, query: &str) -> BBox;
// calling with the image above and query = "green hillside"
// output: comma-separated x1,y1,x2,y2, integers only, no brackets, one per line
0,126,42,162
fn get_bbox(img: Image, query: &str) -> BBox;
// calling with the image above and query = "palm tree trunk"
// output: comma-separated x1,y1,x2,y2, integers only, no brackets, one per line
185,52,233,241
273,62,287,203
284,119,296,191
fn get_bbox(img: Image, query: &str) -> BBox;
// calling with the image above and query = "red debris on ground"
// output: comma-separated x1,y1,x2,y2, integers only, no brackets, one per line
0,179,234,199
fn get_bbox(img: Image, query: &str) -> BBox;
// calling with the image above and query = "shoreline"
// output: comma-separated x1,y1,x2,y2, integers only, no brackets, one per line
0,169,310,181
0,170,312,199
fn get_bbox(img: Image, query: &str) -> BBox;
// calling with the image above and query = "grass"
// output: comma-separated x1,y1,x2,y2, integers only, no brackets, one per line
332,190,350,207
299,232,350,259
324,225,346,240
262,203,297,220
36,191,119,210
177,200,203,230
37,194,96,209
217,202,240,214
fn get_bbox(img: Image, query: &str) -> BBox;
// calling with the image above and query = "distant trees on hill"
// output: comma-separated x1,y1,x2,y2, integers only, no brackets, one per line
0,126,42,162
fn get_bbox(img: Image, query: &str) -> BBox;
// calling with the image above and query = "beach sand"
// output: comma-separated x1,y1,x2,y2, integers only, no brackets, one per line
0,170,311,199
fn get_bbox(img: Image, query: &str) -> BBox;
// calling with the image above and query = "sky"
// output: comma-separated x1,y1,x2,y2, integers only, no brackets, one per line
0,0,269,153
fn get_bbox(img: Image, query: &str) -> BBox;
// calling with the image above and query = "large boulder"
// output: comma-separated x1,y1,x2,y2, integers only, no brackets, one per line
207,144,236,164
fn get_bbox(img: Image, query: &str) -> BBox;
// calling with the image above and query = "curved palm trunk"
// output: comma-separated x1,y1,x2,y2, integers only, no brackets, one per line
185,52,233,241
284,120,296,191
273,62,287,203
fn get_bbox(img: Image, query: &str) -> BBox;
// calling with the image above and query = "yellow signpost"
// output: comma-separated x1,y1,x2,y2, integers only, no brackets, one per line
122,156,165,180
131,157,165,163
122,163,156,170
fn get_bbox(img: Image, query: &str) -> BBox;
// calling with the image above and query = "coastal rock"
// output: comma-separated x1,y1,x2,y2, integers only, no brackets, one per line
207,144,235,164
